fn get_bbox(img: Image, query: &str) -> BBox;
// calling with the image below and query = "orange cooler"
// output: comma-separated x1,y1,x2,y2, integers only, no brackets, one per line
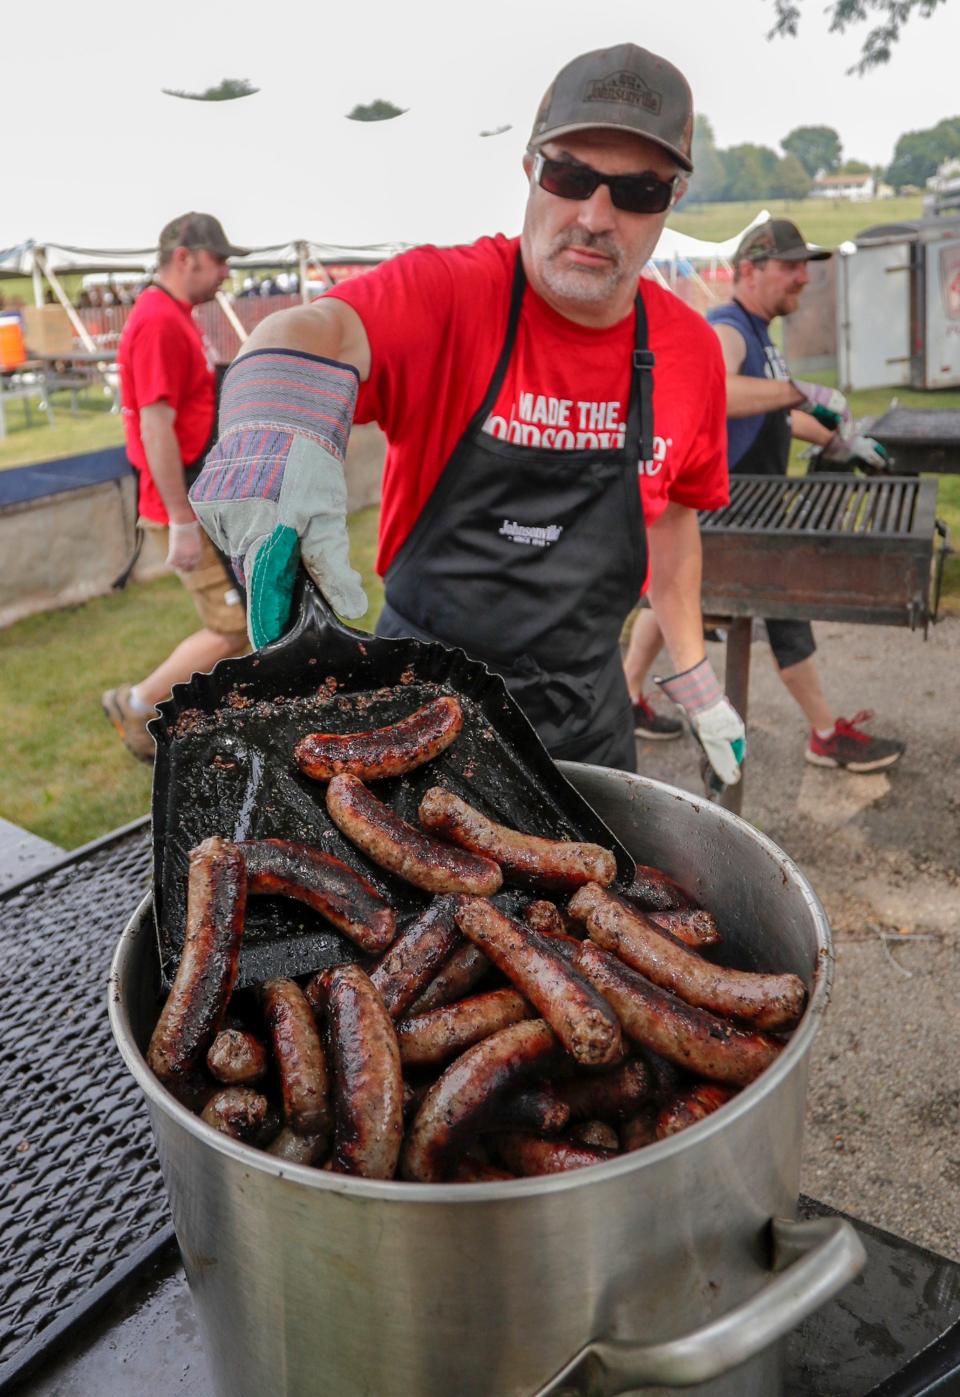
0,315,28,370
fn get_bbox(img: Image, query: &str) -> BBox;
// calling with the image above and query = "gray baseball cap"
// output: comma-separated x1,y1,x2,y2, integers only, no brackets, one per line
734,219,832,265
528,44,694,173
158,212,249,260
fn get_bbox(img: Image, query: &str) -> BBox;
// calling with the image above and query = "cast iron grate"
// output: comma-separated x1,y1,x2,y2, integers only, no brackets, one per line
0,821,171,1390
700,474,923,538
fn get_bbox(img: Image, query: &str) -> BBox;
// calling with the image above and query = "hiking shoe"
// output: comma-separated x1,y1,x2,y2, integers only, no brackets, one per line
805,710,904,773
633,695,683,740
101,685,155,763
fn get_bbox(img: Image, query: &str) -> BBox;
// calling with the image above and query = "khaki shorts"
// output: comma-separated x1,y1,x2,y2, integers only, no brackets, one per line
142,520,248,640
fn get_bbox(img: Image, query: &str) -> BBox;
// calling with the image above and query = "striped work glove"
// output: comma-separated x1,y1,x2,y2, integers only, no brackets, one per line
656,658,745,788
189,350,367,648
792,380,852,434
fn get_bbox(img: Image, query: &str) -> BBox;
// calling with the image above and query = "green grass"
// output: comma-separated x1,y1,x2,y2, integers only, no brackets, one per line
0,390,124,470
669,195,924,248
0,506,384,850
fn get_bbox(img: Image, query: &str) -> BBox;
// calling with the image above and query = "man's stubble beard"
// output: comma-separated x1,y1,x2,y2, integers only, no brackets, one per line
539,229,635,305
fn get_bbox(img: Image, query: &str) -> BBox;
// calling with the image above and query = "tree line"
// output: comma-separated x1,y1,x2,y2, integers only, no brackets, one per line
685,115,960,203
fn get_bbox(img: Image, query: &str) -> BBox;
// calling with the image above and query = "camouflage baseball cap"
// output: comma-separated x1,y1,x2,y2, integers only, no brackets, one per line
528,44,694,173
734,218,831,265
158,212,248,260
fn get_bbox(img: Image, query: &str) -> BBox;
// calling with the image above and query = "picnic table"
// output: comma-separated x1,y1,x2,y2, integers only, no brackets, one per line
0,350,118,438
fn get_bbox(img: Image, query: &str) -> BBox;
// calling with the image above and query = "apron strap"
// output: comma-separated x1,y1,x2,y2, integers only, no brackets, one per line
462,252,528,434
626,288,655,465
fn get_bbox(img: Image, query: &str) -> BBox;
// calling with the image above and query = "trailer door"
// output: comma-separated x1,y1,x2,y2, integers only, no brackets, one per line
838,242,912,390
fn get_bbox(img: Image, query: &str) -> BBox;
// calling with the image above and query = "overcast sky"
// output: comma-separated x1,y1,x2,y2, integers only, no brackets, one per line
4,0,959,250
16,0,957,163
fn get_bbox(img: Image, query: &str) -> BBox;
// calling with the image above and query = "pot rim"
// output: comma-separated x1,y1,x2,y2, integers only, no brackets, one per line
108,770,832,1205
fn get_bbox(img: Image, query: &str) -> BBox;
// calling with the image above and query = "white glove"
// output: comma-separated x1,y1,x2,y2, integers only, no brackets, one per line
166,520,204,572
687,698,746,788
656,657,746,788
792,380,852,434
824,430,891,472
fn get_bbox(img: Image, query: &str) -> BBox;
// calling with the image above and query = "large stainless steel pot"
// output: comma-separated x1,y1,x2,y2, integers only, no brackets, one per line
109,765,864,1397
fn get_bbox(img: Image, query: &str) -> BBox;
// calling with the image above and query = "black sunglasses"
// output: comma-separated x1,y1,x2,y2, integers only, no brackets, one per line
532,152,679,215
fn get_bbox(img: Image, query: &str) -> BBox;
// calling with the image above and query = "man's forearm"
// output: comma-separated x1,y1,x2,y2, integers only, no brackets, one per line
645,504,706,674
788,408,833,446
726,374,804,419
143,417,193,524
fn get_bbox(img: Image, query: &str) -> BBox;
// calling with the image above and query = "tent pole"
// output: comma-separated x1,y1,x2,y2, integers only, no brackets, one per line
31,257,44,308
215,290,248,353
297,241,310,305
36,252,97,351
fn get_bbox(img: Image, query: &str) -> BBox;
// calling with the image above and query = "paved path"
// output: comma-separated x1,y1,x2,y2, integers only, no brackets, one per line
634,616,960,1261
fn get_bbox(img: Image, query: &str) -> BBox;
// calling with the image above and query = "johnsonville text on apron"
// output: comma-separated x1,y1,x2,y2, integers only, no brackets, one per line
377,254,653,773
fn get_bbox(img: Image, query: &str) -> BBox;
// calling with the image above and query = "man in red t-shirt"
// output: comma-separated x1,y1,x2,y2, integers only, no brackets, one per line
190,46,746,787
102,213,250,761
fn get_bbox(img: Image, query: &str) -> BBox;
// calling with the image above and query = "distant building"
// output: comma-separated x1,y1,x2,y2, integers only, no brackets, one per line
923,158,960,216
810,171,876,201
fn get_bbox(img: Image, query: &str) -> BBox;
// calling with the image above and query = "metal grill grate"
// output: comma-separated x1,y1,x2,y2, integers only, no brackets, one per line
700,475,922,539
0,822,172,1389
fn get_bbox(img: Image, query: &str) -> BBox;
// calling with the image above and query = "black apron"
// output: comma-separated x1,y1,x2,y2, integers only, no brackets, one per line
377,255,651,772
729,299,791,478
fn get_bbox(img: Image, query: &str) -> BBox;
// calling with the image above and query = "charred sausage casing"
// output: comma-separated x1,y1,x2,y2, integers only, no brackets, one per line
326,775,502,895
262,978,332,1138
407,942,490,1015
147,837,247,1085
647,907,721,949
569,882,806,1031
657,1084,737,1139
496,1133,614,1176
575,941,783,1088
401,1019,560,1182
206,1028,268,1085
396,989,534,1067
322,964,404,1179
369,895,461,1018
623,863,692,912
554,1057,652,1122
201,1086,269,1141
418,787,616,891
294,696,464,781
240,839,395,953
455,897,622,1067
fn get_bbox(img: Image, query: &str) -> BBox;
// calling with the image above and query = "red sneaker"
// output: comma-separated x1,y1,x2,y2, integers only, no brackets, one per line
633,695,683,741
805,710,904,773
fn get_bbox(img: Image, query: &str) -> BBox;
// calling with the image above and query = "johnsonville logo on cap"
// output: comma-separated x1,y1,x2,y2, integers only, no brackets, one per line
584,71,662,115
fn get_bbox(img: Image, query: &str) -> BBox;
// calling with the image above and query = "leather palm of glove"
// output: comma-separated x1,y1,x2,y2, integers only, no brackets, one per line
792,379,852,434
656,658,746,789
188,350,367,648
823,429,891,474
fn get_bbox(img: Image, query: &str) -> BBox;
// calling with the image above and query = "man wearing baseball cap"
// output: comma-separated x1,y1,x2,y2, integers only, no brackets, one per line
624,216,904,772
189,45,746,788
103,213,251,761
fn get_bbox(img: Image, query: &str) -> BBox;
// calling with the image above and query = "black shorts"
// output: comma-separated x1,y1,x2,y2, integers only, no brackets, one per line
765,619,816,671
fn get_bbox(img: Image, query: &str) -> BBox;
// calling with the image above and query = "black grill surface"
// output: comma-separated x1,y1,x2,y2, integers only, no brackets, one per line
700,474,924,538
0,820,171,1391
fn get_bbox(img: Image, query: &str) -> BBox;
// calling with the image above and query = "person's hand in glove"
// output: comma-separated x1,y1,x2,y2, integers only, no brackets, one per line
656,657,746,788
165,519,204,572
792,380,852,433
189,349,367,648
822,429,891,473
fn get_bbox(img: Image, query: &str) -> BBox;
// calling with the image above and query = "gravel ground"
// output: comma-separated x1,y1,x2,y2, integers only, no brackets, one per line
631,615,960,1262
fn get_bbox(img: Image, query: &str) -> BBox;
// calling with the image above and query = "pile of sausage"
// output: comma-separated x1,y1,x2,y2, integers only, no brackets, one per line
147,695,807,1183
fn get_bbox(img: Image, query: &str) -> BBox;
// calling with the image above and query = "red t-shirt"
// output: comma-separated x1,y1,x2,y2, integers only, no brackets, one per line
117,285,217,522
327,235,728,579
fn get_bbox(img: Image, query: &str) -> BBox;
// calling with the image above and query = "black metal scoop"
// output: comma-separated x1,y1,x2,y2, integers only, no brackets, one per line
149,576,633,988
